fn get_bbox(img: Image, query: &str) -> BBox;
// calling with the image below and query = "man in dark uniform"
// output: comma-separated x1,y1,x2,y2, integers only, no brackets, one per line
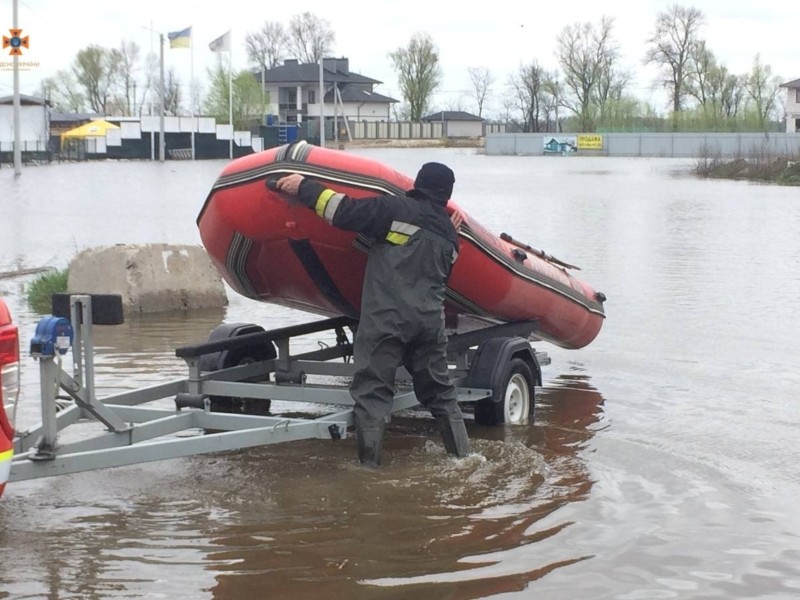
273,163,470,466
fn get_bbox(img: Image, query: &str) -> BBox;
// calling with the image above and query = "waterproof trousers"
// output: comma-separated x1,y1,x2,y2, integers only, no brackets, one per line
350,330,470,466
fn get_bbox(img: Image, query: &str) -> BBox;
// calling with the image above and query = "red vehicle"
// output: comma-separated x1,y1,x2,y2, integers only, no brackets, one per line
0,297,19,498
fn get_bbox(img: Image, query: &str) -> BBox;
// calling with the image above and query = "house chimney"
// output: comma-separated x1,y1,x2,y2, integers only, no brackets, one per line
284,59,299,66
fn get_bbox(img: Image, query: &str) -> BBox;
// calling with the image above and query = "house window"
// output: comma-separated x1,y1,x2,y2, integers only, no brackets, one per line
796,89,800,103
308,90,316,104
287,90,297,104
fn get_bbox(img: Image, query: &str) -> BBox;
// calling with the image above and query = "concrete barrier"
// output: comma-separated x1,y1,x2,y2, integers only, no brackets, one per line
68,244,228,314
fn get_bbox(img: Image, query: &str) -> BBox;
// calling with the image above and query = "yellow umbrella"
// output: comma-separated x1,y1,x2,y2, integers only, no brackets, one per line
60,119,120,149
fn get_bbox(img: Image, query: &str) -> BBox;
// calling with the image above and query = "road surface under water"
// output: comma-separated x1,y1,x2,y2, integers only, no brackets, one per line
1,150,799,599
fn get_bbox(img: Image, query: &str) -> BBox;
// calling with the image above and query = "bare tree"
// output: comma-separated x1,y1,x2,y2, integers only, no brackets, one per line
287,12,335,63
72,45,120,113
645,4,705,126
719,73,746,121
138,52,159,116
595,36,630,125
467,66,494,118
443,96,468,112
746,54,782,129
42,70,86,112
388,32,442,121
507,61,546,132
115,39,140,116
164,67,182,115
688,40,714,109
541,72,563,132
556,16,624,132
245,21,288,70
688,41,739,127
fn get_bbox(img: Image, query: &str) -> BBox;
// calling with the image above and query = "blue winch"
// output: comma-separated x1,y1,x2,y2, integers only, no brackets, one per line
30,316,74,357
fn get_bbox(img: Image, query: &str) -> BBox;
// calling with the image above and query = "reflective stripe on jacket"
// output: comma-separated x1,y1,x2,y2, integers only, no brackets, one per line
296,179,459,326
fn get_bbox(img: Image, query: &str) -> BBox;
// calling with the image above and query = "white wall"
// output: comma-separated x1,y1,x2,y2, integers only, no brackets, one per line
0,104,49,150
445,121,483,137
784,88,800,132
264,84,391,123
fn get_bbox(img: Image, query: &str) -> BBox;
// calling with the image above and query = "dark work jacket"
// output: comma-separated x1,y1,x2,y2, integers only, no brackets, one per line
296,179,459,341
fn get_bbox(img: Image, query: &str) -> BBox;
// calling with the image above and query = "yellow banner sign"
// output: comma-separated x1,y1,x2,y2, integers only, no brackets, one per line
577,134,603,150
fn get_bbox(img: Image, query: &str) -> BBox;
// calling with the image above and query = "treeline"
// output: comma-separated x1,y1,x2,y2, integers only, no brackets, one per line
40,5,789,133
489,6,786,133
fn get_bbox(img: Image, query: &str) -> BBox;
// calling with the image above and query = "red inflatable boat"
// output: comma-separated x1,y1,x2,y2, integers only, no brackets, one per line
197,141,606,349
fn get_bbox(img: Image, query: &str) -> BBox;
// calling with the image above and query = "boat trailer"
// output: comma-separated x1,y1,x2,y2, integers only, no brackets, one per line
9,294,548,483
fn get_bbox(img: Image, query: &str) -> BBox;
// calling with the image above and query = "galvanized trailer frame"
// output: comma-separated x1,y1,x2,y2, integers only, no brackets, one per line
10,295,546,483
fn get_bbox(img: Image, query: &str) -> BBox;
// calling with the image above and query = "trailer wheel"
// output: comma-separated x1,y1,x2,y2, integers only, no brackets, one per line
200,323,276,414
474,358,534,426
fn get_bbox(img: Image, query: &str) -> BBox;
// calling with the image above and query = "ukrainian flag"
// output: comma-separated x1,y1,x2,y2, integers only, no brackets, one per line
168,26,192,49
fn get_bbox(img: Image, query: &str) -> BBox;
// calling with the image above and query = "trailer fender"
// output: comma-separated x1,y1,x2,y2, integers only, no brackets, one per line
466,337,541,425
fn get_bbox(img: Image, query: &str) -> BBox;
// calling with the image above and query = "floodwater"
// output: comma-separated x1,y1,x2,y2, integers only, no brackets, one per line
1,150,800,599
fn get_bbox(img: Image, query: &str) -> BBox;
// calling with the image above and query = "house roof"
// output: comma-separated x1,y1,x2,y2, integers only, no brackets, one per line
261,57,381,86
326,86,398,104
0,94,50,106
51,111,103,123
422,111,483,122
779,78,800,88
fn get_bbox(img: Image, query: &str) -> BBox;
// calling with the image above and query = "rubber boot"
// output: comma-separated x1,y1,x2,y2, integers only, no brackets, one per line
434,413,471,458
356,425,384,467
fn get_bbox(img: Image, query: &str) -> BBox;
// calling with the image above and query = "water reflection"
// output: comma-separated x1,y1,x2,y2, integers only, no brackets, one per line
2,292,608,599
204,374,606,598
5,153,800,596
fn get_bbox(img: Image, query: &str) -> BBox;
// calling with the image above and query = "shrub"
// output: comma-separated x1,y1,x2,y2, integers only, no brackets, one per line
27,269,68,314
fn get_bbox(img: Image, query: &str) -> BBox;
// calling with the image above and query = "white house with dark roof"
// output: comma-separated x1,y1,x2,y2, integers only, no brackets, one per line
422,111,484,138
780,78,800,132
0,94,50,152
257,57,398,127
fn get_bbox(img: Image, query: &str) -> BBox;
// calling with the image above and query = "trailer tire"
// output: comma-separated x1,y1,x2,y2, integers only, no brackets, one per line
474,357,535,426
200,323,276,414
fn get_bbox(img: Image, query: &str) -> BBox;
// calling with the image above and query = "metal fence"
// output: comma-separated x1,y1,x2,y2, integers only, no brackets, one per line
0,140,52,165
486,132,800,157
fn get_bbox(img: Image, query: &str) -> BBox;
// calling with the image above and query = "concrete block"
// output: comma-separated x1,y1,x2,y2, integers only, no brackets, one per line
68,244,228,314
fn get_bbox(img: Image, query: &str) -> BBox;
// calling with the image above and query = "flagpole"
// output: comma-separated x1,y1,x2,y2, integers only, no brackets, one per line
228,31,233,160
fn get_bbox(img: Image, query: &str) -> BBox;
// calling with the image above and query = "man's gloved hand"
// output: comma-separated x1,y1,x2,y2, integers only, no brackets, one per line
266,173,305,196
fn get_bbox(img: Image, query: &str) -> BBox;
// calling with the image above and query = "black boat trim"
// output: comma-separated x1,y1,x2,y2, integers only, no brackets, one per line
226,231,258,299
288,239,358,319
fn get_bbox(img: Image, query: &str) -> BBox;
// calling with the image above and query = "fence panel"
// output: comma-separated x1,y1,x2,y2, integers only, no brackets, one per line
486,132,800,157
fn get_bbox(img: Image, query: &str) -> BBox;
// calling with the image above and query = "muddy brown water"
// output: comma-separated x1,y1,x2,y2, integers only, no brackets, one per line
1,151,799,599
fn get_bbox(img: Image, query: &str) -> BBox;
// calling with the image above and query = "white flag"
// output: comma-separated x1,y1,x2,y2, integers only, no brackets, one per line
209,30,231,52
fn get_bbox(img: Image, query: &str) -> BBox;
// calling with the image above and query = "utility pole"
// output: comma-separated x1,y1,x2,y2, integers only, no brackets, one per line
12,0,22,175
319,57,325,146
158,32,165,162
142,24,166,161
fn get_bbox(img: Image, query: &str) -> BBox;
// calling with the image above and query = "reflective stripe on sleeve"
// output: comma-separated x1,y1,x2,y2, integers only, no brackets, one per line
314,189,344,222
323,194,344,223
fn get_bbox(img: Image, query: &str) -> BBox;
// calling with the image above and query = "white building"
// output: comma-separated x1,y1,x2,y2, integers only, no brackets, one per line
780,78,800,133
257,58,397,128
0,94,50,152
422,111,485,138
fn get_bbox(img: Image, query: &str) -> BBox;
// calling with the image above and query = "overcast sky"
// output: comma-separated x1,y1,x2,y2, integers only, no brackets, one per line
2,0,798,115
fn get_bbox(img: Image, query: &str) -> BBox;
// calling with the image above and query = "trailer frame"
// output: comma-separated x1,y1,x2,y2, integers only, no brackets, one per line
10,294,548,483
